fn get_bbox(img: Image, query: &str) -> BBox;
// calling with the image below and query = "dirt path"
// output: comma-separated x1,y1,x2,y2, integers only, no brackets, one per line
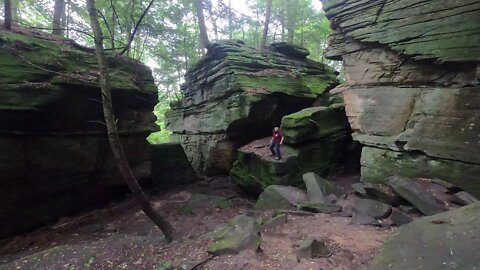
0,177,395,270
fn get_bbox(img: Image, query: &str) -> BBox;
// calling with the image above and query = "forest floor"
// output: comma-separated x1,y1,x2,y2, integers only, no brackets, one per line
0,176,395,270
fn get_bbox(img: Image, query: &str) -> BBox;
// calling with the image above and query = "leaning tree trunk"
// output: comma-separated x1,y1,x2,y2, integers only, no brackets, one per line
260,0,272,49
52,0,65,35
86,0,175,242
193,0,209,51
4,0,12,30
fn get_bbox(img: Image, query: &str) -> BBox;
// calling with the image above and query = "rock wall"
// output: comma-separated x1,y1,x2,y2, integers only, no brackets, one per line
0,30,158,238
166,40,339,175
323,0,480,196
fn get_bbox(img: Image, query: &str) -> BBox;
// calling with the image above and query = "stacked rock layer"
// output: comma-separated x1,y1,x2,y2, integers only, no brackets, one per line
323,0,480,196
166,41,339,175
0,30,158,238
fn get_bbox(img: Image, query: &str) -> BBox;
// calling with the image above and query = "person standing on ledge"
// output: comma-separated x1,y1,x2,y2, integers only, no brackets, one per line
269,127,284,160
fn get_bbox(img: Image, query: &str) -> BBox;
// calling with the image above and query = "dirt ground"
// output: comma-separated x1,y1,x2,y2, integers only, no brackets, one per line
0,176,395,270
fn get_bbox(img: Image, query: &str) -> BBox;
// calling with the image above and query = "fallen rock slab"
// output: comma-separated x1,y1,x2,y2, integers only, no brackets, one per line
353,197,392,219
303,172,344,203
371,203,480,270
390,209,413,226
207,214,261,255
386,176,445,216
255,185,307,210
451,191,479,206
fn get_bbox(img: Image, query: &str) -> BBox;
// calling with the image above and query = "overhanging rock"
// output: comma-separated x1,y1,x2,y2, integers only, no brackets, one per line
165,40,339,175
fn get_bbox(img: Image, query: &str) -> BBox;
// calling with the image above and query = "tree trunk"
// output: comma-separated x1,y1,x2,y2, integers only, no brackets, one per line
260,0,272,49
194,0,209,50
4,0,12,30
52,0,65,35
228,0,232,39
11,0,18,23
286,0,297,44
86,0,175,243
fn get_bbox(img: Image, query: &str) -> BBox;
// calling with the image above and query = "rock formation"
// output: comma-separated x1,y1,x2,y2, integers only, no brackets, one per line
165,40,339,175
371,202,480,270
0,30,158,238
323,0,480,196
230,104,351,193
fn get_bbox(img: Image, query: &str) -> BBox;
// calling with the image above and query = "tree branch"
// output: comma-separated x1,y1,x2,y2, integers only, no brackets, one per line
118,0,155,56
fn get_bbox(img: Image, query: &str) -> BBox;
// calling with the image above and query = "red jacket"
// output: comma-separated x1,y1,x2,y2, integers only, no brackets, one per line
272,131,283,144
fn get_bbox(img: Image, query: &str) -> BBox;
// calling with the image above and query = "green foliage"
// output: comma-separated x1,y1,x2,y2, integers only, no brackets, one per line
147,93,175,144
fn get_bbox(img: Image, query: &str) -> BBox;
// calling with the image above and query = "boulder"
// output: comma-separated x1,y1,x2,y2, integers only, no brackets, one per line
255,185,307,210
0,31,159,239
281,104,349,145
231,104,350,194
303,172,344,203
370,203,480,270
352,182,400,206
353,197,392,219
207,214,261,255
389,209,413,226
166,40,339,175
323,0,480,197
295,239,332,259
451,191,479,206
386,176,445,216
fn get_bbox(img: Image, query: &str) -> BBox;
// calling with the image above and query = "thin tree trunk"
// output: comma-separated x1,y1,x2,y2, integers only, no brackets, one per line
194,0,209,50
11,0,18,23
228,0,232,39
52,0,65,35
260,0,272,49
86,0,175,242
4,0,12,29
119,0,155,56
286,0,297,44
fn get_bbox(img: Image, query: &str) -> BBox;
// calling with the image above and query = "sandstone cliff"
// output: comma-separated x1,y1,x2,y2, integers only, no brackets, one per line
165,40,339,175
0,30,158,238
323,0,480,196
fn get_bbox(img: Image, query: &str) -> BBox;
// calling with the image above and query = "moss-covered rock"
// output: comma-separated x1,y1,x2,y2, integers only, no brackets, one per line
207,214,261,255
231,132,348,194
254,185,307,210
324,0,480,199
0,30,158,239
370,203,480,270
166,40,339,174
281,104,349,145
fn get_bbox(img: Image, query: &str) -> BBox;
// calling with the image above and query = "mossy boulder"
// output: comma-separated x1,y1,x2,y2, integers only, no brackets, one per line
303,172,344,203
254,185,307,210
166,40,339,174
281,104,349,145
231,132,348,194
207,214,261,255
371,203,480,270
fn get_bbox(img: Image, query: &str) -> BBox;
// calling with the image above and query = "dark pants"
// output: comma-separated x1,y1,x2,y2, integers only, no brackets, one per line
269,142,281,159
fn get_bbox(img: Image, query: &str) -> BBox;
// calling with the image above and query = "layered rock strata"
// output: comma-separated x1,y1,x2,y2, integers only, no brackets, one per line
230,104,350,193
165,40,339,175
0,30,158,238
324,0,480,196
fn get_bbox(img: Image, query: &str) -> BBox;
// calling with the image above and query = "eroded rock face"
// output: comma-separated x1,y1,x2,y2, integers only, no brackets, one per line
0,31,158,238
165,40,339,175
324,0,480,196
